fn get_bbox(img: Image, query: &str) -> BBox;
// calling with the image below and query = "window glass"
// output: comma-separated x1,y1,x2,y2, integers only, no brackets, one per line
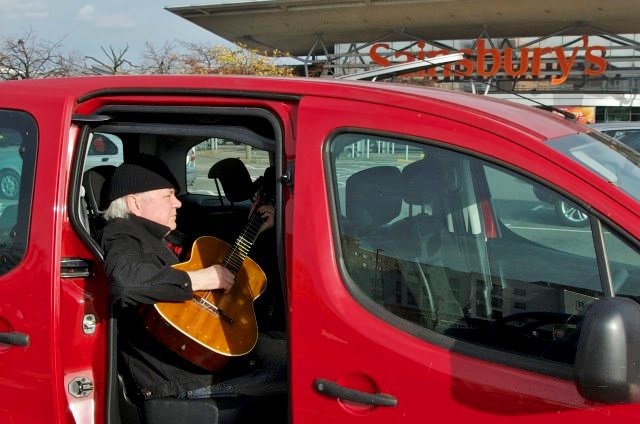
331,133,611,365
83,132,123,172
604,230,640,298
188,138,271,197
176,138,273,247
0,111,37,274
549,132,640,203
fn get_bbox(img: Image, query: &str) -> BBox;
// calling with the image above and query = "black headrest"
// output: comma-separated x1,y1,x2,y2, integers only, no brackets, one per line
208,158,254,202
401,157,444,206
345,166,402,227
83,165,116,213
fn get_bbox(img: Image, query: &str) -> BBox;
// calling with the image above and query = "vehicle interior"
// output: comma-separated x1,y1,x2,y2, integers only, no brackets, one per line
71,105,288,424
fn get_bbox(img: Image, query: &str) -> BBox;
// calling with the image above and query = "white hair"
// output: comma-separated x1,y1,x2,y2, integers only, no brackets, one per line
104,196,130,220
104,191,157,220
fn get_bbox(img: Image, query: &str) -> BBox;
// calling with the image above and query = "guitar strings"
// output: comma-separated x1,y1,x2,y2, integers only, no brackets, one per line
200,209,265,304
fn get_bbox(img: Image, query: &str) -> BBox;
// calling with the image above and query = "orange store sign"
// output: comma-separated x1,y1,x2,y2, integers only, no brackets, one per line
369,35,607,85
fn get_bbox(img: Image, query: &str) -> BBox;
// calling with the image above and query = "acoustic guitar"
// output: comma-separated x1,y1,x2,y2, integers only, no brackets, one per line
143,202,270,371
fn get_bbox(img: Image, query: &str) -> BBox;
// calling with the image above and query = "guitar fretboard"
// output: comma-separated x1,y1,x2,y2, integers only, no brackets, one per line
222,210,264,274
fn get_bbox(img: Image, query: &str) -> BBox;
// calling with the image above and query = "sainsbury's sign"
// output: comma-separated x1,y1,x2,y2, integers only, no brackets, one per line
369,35,607,85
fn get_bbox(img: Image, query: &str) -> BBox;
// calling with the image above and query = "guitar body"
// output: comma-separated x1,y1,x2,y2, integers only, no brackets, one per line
144,236,266,371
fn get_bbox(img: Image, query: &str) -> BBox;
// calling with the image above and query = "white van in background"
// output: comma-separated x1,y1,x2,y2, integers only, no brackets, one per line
84,132,124,171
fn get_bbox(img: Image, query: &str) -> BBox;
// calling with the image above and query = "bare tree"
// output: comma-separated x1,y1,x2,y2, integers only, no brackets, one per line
85,45,135,75
0,29,75,79
139,41,182,74
51,50,86,77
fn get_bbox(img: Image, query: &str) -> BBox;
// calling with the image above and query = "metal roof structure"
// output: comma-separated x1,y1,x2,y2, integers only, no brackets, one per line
333,52,463,80
166,0,640,56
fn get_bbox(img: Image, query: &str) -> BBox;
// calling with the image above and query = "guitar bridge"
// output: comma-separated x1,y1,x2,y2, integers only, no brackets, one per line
191,295,234,324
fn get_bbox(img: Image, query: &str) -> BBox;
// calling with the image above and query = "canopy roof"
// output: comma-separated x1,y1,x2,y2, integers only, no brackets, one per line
166,0,640,55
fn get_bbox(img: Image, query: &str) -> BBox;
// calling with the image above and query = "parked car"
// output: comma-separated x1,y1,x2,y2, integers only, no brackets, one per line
531,121,640,227
590,121,640,151
590,121,640,139
0,147,21,200
2,76,640,423
532,184,590,227
84,132,124,171
0,129,24,199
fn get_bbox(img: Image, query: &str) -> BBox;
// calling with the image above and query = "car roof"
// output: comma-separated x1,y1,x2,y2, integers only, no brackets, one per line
0,75,585,142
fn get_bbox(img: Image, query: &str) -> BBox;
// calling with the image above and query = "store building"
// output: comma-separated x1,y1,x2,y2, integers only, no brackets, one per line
167,0,640,122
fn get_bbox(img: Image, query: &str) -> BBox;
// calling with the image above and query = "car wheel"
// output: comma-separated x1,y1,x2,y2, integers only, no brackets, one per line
555,200,588,227
0,169,19,200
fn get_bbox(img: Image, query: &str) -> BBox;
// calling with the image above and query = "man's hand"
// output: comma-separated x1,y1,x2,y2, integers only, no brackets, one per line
187,265,235,292
255,204,275,233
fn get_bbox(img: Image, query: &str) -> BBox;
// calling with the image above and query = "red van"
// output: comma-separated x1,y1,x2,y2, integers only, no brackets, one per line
1,75,640,423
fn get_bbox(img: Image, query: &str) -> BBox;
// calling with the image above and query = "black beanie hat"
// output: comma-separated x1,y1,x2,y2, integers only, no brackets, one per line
107,156,178,202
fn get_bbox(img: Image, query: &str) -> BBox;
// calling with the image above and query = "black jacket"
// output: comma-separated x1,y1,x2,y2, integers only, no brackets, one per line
101,215,219,399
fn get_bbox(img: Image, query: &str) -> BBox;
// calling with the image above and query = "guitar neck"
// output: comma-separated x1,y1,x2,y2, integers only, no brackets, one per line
222,211,264,274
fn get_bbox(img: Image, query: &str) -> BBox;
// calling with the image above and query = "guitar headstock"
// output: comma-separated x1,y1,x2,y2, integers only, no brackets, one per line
254,166,276,206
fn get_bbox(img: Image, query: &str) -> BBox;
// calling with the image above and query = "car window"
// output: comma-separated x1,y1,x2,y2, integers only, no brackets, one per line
604,231,640,298
187,138,271,197
89,135,117,155
602,128,640,141
0,111,37,274
330,132,640,367
83,132,123,172
618,132,640,151
549,132,640,203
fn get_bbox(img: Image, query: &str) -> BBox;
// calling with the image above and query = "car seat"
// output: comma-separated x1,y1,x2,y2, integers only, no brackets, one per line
390,156,467,330
82,165,116,237
341,166,403,299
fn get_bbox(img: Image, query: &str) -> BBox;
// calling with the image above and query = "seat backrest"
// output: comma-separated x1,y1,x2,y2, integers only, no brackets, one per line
83,165,117,215
401,156,446,218
380,157,443,260
397,156,468,328
82,165,116,237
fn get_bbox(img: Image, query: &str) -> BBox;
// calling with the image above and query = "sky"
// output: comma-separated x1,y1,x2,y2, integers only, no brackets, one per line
0,0,233,63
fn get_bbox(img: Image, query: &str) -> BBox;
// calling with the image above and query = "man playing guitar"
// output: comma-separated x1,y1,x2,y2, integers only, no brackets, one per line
101,156,286,423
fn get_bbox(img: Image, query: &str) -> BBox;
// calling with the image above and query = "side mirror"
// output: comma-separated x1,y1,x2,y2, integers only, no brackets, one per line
574,297,640,404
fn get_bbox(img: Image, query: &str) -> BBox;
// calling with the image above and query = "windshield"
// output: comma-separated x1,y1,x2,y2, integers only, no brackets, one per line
549,132,640,202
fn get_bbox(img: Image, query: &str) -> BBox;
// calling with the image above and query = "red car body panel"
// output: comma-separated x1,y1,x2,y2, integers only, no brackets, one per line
0,75,636,423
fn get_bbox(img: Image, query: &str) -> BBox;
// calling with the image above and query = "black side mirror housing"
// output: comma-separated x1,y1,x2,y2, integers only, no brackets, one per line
574,297,640,404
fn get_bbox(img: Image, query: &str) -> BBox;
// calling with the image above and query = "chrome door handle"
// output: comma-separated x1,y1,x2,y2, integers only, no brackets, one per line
313,378,397,407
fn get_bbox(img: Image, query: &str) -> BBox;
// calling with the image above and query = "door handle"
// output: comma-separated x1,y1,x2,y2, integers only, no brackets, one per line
313,378,397,407
0,332,29,346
